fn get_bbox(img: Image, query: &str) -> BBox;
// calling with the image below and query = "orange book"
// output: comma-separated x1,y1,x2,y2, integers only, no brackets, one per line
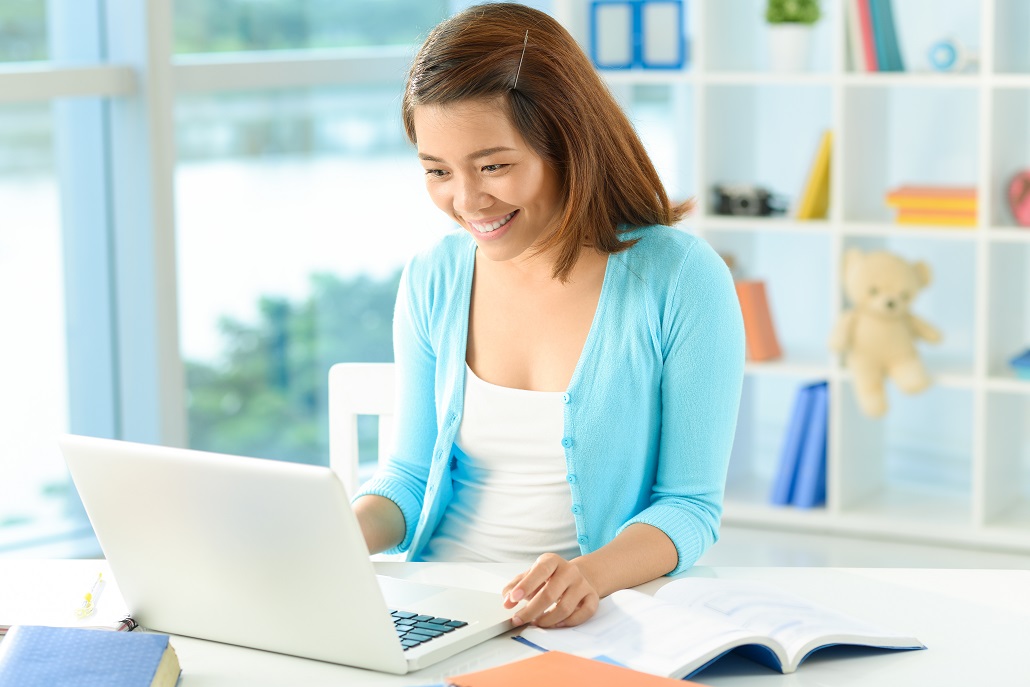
735,280,782,362
886,185,977,199
447,651,709,687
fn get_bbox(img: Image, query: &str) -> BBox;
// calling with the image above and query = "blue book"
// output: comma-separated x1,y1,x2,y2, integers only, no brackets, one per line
869,0,904,72
769,383,817,506
791,382,829,509
879,0,905,71
0,625,181,687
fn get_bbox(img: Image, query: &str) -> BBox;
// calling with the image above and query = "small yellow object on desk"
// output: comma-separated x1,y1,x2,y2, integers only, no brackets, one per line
74,572,105,619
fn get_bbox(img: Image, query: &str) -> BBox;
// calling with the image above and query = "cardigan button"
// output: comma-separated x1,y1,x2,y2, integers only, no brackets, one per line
577,535,589,545
571,504,582,515
566,474,577,484
561,392,571,404
561,437,573,449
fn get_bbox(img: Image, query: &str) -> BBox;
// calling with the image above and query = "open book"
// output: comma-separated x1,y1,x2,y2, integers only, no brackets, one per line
519,578,925,678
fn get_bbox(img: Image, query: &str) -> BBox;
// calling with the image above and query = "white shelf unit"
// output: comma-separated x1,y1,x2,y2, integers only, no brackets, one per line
554,0,1030,553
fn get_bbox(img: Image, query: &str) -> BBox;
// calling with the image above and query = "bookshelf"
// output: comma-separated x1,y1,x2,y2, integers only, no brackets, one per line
552,0,1030,553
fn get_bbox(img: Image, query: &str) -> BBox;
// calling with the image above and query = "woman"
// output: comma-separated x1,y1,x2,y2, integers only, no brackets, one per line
353,3,744,629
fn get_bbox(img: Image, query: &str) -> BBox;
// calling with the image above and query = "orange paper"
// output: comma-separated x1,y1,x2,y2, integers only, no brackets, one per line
447,650,709,687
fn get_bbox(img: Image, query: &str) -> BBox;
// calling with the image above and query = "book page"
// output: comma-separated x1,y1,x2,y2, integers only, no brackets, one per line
519,589,765,678
654,578,918,669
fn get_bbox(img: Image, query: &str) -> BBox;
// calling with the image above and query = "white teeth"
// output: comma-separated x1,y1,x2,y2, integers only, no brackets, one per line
473,211,516,233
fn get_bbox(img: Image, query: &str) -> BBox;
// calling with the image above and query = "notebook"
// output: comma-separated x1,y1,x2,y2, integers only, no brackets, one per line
58,434,514,675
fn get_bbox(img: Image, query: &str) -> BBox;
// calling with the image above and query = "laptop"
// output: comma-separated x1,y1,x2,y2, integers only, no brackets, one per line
58,434,514,674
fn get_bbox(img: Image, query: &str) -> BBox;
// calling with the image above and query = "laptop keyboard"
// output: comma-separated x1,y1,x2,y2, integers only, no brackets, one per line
390,610,468,651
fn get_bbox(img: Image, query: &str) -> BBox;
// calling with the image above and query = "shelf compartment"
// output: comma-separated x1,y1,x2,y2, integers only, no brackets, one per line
836,381,974,528
994,0,1030,74
841,85,979,225
704,229,833,363
701,0,836,75
990,88,1030,229
725,374,830,512
986,242,1030,378
982,392,1030,537
703,84,832,218
888,0,982,75
838,235,977,376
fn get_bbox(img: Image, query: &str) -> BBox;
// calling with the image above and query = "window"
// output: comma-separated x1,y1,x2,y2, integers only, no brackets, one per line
176,86,452,464
0,104,90,555
174,1,448,53
0,1,47,62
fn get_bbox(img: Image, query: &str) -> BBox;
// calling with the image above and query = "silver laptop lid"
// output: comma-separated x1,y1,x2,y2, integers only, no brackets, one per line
59,434,408,674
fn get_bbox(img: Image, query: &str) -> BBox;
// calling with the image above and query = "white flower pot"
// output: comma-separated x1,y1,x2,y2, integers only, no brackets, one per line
767,23,814,72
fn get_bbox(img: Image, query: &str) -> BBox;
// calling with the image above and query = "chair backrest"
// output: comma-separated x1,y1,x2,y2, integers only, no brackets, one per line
328,362,395,496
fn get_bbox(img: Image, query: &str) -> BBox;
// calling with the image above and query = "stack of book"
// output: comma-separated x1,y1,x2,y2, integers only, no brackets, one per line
769,381,828,509
845,0,904,72
885,185,978,227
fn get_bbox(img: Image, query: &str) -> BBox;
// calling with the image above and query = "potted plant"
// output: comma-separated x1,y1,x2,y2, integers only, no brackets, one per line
765,0,821,72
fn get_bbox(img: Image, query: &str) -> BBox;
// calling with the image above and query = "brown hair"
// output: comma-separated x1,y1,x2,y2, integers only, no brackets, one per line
402,2,691,282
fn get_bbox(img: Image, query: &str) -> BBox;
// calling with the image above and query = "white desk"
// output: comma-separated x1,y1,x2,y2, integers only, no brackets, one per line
2,560,1027,686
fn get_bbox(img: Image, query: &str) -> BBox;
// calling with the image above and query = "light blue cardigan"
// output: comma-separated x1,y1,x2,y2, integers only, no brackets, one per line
354,225,745,575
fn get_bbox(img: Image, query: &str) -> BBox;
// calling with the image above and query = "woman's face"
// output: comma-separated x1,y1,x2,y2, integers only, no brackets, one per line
412,98,562,265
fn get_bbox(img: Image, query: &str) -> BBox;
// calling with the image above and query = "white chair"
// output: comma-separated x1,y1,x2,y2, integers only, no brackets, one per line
328,362,396,497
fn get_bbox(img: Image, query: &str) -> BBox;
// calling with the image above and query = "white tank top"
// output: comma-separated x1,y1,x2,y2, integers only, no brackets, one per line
420,365,580,562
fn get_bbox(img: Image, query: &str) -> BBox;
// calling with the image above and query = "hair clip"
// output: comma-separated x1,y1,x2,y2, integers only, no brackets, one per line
512,30,529,90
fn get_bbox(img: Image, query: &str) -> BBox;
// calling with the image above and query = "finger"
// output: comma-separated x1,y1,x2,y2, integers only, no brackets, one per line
532,586,588,628
507,554,562,606
514,567,581,625
501,572,529,606
504,571,549,609
551,593,599,628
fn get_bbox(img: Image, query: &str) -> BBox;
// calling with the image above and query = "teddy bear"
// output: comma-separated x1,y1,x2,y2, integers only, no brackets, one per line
829,248,942,418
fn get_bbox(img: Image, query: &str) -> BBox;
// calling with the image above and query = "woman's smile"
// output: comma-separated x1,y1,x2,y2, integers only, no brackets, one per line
465,210,519,238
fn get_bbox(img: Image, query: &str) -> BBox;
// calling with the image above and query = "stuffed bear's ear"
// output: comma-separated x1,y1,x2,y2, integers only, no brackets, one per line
844,247,864,278
914,260,932,287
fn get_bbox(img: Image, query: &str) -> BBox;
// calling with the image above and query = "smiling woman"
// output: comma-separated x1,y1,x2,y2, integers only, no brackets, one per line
352,3,745,631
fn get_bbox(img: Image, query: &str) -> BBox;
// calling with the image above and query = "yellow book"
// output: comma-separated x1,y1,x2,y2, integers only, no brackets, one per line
895,210,977,228
886,197,978,211
796,130,832,220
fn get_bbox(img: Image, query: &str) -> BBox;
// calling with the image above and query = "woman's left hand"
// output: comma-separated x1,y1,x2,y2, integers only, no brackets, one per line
502,553,600,628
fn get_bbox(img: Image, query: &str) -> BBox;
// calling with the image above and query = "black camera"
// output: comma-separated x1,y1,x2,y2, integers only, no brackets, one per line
712,184,786,217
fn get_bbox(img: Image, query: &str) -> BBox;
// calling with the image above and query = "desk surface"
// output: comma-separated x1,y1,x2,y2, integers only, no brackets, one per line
2,560,1027,686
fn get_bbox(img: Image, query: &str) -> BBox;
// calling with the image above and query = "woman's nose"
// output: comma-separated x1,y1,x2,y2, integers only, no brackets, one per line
453,176,490,216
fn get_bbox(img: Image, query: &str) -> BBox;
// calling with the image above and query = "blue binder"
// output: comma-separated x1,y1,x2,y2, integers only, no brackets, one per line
589,0,687,70
792,382,829,508
769,382,818,506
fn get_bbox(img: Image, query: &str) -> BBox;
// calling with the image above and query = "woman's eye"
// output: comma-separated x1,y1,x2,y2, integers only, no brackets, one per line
482,164,507,173
424,168,446,178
